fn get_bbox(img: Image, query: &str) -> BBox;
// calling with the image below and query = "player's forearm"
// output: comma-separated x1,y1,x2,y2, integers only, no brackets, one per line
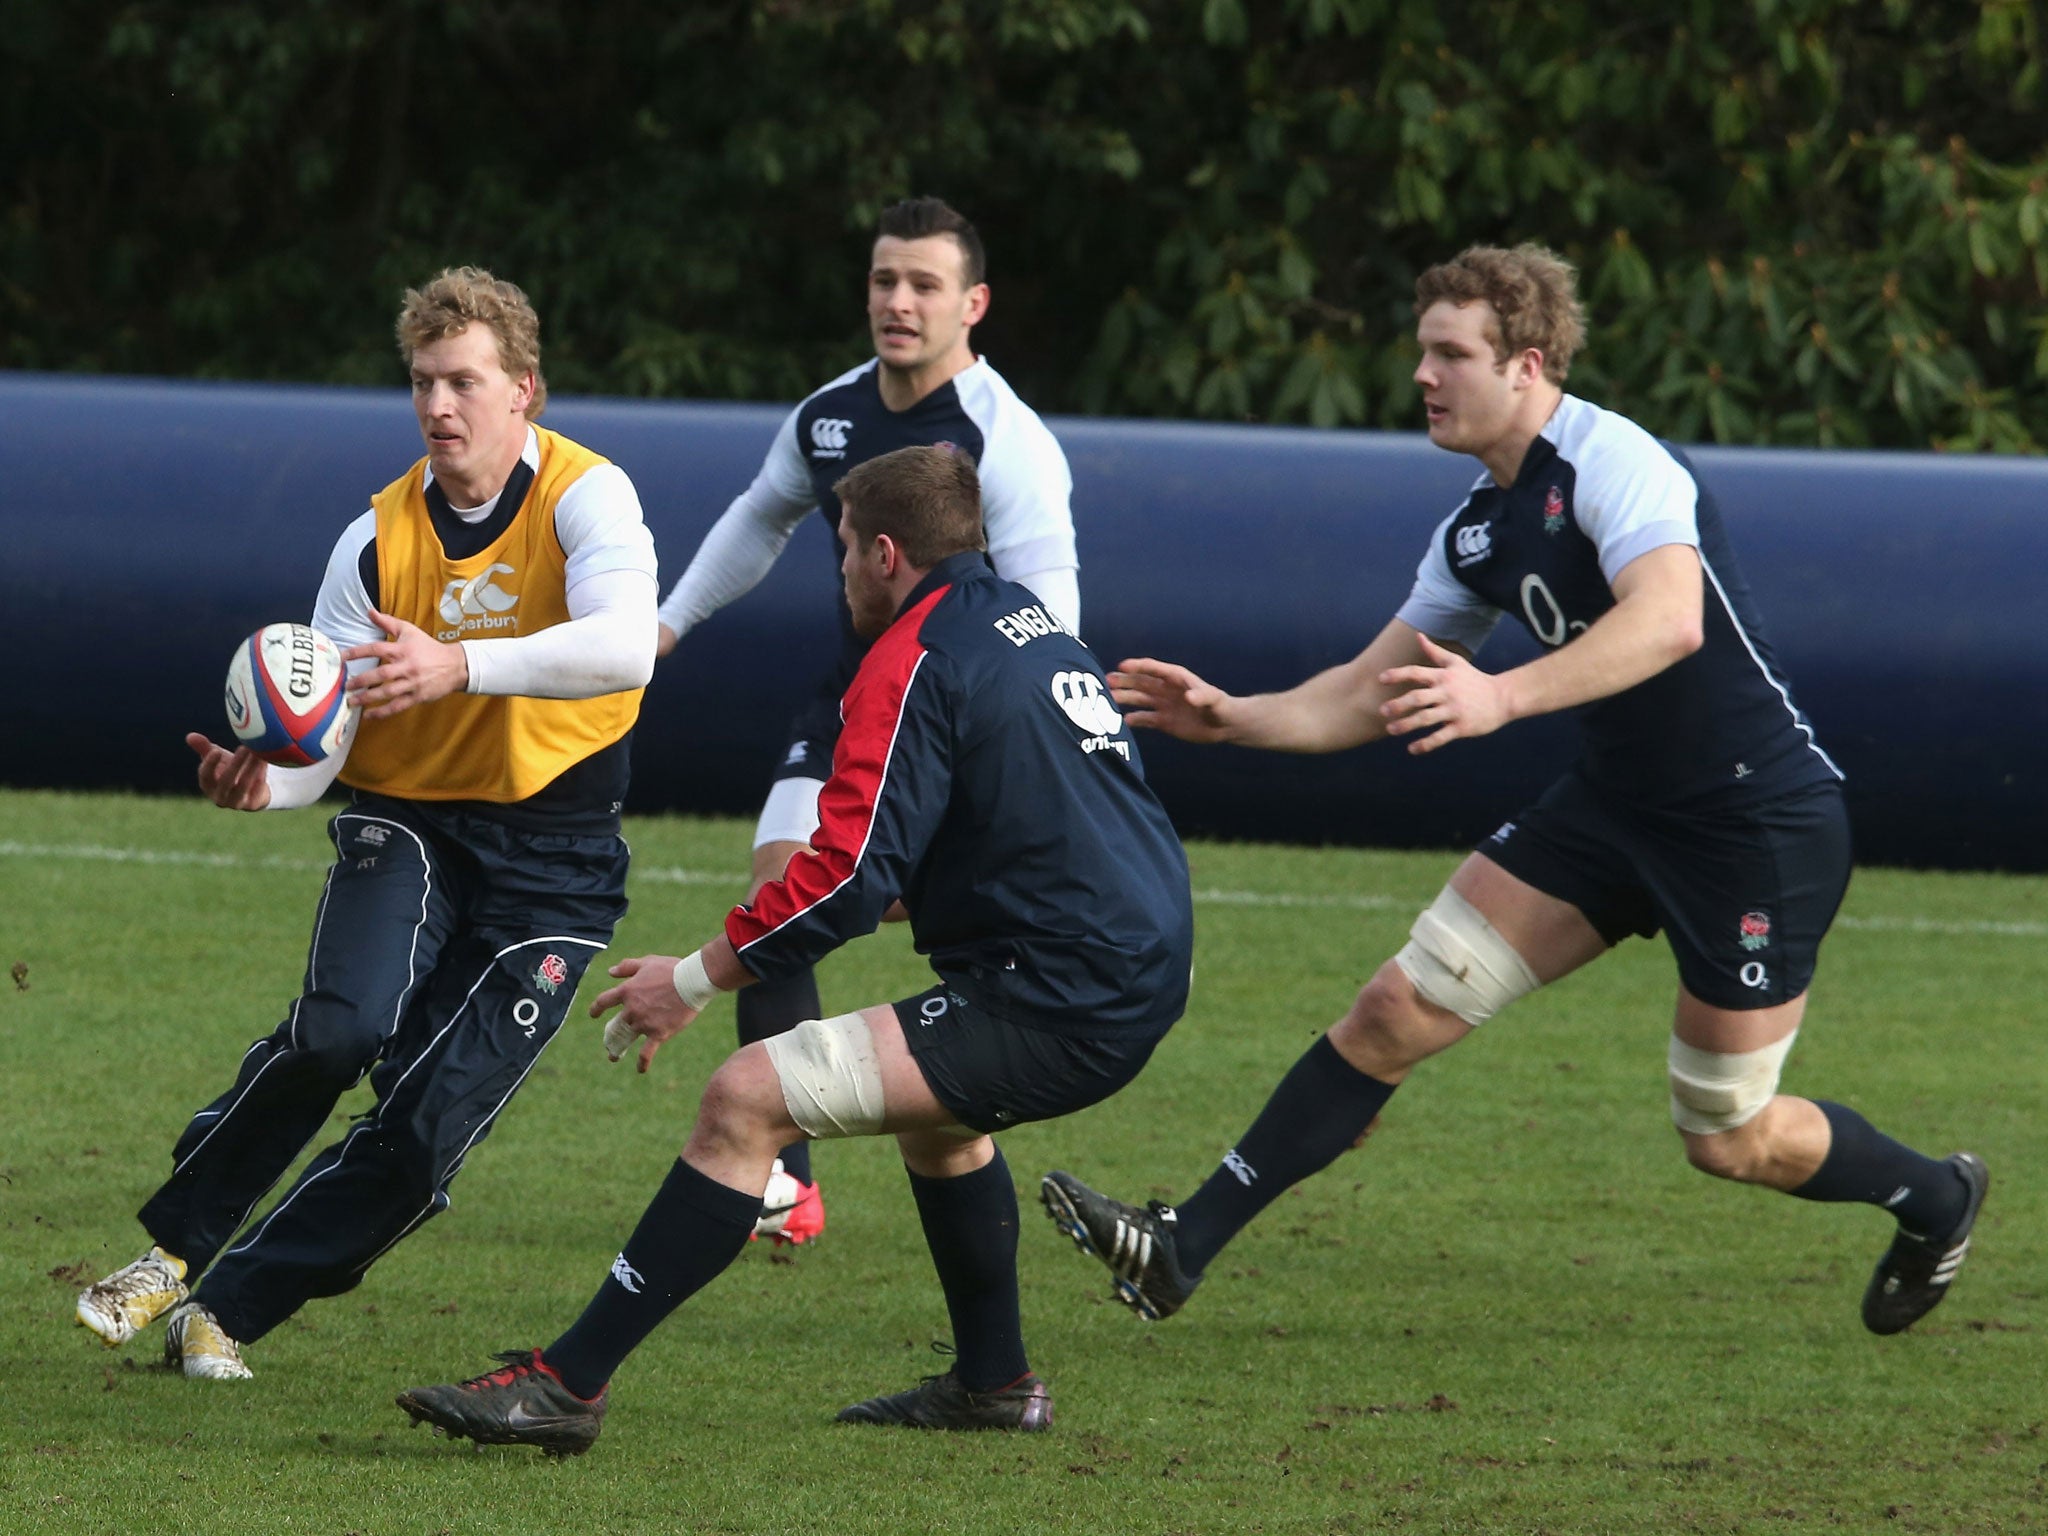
701,935,751,991
1227,662,1390,754
1224,618,1445,754
1496,588,1702,721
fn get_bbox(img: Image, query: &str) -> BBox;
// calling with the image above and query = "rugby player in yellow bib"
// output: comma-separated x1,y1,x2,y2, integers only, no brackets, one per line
75,269,659,1380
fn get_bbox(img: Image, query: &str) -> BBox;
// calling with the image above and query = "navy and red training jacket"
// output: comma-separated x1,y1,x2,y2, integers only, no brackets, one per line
726,552,1192,1037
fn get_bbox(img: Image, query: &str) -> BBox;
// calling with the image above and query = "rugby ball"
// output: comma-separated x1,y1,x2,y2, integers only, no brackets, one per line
224,623,358,767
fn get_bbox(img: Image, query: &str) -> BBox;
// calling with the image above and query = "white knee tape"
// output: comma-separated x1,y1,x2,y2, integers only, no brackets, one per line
1392,887,1541,1027
1667,1030,1797,1134
762,1011,886,1140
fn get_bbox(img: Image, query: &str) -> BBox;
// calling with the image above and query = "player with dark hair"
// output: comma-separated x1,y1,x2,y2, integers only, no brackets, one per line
1043,243,1987,1336
74,267,660,1378
395,444,1189,1451
652,196,1076,1243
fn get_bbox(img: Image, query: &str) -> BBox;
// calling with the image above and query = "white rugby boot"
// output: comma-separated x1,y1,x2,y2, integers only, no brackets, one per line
163,1300,254,1380
75,1247,189,1346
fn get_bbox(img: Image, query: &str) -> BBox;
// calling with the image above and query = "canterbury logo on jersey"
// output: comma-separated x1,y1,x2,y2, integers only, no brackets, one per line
436,563,519,638
810,418,853,457
1053,670,1130,759
1454,522,1493,566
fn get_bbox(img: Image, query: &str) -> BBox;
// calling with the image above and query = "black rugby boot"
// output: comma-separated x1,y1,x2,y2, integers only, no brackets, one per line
1862,1152,1990,1335
1040,1169,1199,1320
837,1369,1052,1431
397,1348,608,1456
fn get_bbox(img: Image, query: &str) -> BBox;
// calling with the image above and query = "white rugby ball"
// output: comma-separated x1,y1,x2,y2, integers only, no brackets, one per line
224,623,358,767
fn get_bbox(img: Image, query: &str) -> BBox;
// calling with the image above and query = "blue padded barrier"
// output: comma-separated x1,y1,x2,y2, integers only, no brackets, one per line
1,373,2040,869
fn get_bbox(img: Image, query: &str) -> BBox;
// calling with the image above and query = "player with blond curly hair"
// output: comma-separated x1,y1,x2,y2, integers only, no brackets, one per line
75,268,660,1379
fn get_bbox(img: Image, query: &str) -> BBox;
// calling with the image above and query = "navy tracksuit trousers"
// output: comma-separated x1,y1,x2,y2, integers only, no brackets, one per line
137,794,627,1344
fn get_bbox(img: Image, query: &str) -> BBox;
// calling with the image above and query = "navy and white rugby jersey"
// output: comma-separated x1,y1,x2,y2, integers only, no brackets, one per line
656,357,1077,682
727,552,1192,1037
1396,394,1841,811
791,358,1075,580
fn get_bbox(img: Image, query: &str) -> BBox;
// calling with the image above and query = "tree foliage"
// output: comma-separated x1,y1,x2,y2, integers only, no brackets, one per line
6,0,2047,449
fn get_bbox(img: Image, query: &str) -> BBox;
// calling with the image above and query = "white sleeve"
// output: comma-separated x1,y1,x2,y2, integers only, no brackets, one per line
1003,564,1080,636
1570,423,1701,584
462,466,660,697
656,407,817,640
310,511,383,653
261,748,350,810
964,369,1079,584
263,515,380,810
554,463,660,590
462,567,655,697
1392,500,1503,654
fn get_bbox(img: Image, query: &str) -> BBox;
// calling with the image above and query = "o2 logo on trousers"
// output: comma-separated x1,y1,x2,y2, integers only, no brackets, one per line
513,998,541,1037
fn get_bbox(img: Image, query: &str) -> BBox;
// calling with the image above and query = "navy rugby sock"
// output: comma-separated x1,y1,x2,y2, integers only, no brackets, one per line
1789,1100,1968,1237
908,1147,1029,1393
1174,1035,1398,1276
736,969,819,1185
545,1157,759,1400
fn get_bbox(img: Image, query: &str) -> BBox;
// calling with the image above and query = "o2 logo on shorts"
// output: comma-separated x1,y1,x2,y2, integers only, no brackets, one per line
1739,961,1770,991
915,990,968,1028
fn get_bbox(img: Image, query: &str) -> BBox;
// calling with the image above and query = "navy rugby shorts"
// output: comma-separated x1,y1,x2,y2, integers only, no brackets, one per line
1479,771,1851,1010
892,982,1163,1134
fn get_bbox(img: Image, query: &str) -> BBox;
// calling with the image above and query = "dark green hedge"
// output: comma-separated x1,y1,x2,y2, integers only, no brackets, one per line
7,0,2044,448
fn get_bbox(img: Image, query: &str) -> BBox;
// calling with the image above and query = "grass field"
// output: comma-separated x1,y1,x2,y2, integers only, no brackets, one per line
2,786,2043,1535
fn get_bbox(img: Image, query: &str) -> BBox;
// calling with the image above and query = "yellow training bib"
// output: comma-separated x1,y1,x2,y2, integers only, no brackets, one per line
339,428,643,804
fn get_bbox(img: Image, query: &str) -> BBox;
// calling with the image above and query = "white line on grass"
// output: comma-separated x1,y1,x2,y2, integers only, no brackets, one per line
1191,886,1403,911
3,840,2041,938
0,840,739,885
